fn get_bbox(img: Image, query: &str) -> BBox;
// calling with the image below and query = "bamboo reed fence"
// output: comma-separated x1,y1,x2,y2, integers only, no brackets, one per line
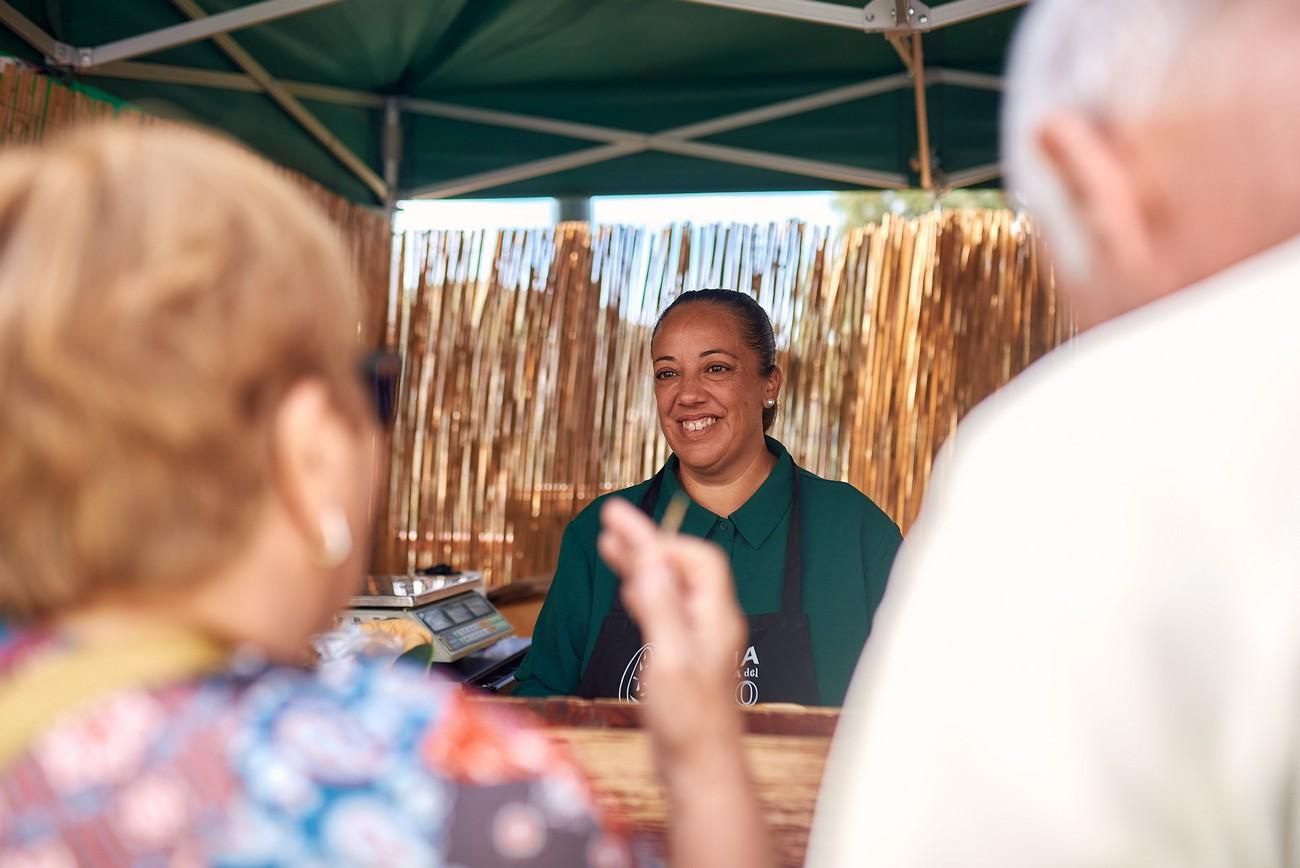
376,217,1073,587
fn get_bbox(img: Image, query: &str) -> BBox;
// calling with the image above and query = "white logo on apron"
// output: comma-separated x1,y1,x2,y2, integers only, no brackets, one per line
618,643,653,702
736,645,760,706
619,643,763,705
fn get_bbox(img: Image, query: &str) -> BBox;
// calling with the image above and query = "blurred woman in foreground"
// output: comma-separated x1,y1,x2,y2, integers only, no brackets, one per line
0,124,632,866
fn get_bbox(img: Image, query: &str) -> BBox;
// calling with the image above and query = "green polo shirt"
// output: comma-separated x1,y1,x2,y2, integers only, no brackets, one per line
514,438,902,705
512,441,899,706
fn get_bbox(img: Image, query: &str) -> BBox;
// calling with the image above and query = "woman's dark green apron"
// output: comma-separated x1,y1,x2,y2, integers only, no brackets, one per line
574,462,821,705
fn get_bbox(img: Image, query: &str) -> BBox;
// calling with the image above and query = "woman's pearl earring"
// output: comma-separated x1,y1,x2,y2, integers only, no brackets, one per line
765,399,776,408
315,506,353,568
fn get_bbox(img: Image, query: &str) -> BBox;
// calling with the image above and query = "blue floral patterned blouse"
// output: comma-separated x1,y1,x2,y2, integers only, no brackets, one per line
0,628,634,867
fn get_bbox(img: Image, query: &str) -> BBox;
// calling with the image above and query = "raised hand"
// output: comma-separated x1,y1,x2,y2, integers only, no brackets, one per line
598,497,774,868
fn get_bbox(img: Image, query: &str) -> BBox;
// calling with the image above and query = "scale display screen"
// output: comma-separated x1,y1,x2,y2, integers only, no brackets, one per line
421,607,453,631
443,603,473,624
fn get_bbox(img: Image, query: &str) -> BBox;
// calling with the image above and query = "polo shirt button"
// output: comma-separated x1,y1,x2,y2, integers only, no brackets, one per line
718,521,731,532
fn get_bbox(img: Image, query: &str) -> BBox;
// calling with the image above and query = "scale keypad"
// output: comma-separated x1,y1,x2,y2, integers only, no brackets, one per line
443,615,508,650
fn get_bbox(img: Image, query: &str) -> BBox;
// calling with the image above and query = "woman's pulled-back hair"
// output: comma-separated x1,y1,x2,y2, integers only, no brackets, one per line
652,289,779,431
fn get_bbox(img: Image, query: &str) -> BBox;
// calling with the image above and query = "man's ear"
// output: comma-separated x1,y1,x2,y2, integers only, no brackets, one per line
1037,112,1156,312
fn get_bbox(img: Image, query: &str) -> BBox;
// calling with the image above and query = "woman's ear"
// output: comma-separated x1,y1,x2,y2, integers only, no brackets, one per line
765,365,784,407
270,379,356,558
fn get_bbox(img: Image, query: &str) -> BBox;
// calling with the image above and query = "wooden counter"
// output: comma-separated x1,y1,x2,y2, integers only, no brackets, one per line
472,696,838,867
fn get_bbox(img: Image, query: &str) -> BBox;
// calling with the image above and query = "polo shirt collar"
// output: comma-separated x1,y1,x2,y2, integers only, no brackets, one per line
658,437,794,547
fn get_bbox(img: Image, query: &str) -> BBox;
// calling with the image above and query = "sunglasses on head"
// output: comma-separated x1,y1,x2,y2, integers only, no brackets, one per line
358,350,402,427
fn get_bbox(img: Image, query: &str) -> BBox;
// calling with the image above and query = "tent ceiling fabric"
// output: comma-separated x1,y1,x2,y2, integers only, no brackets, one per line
0,0,1021,204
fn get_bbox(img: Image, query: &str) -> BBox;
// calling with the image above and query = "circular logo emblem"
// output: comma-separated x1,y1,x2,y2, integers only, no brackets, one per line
617,643,653,702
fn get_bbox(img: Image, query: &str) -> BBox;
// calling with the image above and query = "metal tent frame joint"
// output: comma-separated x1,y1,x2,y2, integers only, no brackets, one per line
862,0,932,32
678,0,1024,33
36,0,347,69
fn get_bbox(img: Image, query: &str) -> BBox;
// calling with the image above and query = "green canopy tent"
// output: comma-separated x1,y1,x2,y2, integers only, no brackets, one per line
0,0,1023,206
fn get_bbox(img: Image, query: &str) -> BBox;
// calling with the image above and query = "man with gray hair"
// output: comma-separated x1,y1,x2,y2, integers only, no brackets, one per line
597,0,1300,864
803,0,1300,863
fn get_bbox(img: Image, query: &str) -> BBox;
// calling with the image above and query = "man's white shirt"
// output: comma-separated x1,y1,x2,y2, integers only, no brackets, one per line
810,237,1300,867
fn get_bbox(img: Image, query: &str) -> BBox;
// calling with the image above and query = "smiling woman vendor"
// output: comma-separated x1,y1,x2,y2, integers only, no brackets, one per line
513,289,902,706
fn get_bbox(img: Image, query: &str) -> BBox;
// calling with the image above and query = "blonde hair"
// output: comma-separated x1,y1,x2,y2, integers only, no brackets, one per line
0,123,369,618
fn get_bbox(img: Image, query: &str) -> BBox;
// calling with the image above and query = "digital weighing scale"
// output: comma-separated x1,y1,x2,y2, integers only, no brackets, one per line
342,573,514,663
